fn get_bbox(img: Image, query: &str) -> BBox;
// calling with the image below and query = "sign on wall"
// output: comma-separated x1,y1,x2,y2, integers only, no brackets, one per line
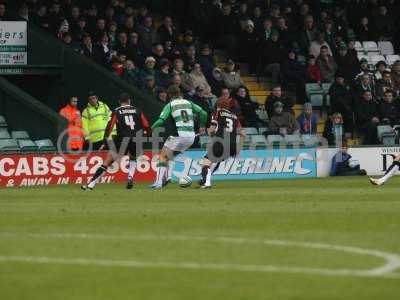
317,146,400,177
0,21,27,65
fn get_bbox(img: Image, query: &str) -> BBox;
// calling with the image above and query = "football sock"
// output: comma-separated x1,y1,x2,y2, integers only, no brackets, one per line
201,166,209,184
379,161,400,184
88,165,107,188
205,165,213,186
167,161,174,181
155,162,168,186
128,160,137,180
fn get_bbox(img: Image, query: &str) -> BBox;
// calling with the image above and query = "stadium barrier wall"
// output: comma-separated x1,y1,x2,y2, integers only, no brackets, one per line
0,148,317,188
316,146,400,177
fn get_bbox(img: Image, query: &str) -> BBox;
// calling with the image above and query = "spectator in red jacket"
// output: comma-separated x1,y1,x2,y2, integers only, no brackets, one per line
306,55,322,83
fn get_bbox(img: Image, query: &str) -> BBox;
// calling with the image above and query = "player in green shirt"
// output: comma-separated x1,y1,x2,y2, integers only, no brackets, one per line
151,85,208,189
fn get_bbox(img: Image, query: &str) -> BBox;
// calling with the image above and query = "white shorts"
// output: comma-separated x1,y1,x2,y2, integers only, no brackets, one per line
164,136,195,152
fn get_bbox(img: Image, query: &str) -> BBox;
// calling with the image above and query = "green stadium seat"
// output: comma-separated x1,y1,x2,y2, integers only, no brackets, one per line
258,127,268,135
0,115,7,127
377,125,394,143
243,127,259,135
266,135,284,147
250,135,267,149
0,130,11,139
35,139,56,152
305,83,323,99
0,139,20,153
18,139,39,152
285,135,302,148
11,130,30,140
302,135,320,147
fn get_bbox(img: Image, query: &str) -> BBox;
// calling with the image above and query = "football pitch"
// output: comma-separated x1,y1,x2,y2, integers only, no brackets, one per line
1,177,400,300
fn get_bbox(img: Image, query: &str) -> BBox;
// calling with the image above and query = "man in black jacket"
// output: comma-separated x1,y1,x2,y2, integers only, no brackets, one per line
379,90,400,126
329,73,354,130
265,85,294,118
356,90,379,145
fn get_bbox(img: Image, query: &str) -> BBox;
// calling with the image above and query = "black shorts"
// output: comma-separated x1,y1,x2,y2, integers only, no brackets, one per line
205,139,237,163
108,137,142,158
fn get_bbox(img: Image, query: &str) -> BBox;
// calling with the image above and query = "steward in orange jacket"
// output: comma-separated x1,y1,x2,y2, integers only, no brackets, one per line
59,97,84,150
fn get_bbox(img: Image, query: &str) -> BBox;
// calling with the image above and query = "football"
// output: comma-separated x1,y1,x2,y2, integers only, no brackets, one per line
178,175,192,188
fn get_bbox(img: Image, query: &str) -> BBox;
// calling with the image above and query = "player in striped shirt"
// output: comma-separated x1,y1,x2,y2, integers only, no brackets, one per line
151,85,208,189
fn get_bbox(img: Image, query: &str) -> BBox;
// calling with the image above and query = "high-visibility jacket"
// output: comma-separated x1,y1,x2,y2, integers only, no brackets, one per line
59,104,84,150
82,101,113,143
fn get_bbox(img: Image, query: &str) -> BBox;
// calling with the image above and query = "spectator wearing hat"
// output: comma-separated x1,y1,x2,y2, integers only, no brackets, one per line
259,30,284,83
269,101,300,136
265,85,295,118
376,71,394,100
335,43,360,83
355,90,379,145
375,61,389,80
122,60,139,86
309,32,333,58
329,73,354,130
136,15,159,51
156,58,172,88
297,103,318,135
316,45,337,83
222,60,245,90
143,75,158,97
139,57,157,87
306,55,322,83
238,20,258,75
354,58,374,86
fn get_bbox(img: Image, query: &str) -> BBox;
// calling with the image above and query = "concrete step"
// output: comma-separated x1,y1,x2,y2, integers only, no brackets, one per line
250,90,270,96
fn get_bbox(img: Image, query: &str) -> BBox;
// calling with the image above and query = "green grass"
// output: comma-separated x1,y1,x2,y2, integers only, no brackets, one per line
1,177,400,300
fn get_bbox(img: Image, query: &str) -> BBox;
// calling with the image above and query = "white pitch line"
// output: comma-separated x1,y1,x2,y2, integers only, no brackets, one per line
1,232,400,279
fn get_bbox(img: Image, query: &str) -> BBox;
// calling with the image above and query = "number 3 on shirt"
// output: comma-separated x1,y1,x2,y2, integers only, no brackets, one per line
124,115,136,130
225,118,233,132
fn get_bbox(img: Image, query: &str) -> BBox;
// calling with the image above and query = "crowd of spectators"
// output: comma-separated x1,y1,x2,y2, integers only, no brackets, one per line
3,0,400,144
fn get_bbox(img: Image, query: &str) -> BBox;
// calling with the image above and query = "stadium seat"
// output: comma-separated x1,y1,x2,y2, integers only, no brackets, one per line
310,94,324,107
0,139,20,152
0,130,11,139
11,130,30,140
35,139,56,152
305,83,323,102
243,127,258,135
378,41,394,56
386,55,400,65
266,135,285,147
250,135,267,149
362,41,379,52
377,125,393,142
302,135,320,147
321,83,331,93
199,136,209,148
368,54,386,65
0,115,7,127
354,41,363,52
258,127,268,135
285,135,302,148
357,53,369,62
18,139,39,152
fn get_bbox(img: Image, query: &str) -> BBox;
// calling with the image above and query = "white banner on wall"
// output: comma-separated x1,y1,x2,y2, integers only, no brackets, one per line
0,21,27,65
317,146,400,177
